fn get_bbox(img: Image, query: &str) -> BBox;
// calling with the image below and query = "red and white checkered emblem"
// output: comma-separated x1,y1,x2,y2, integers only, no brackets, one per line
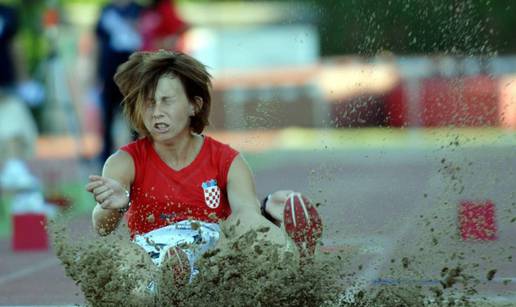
202,179,220,209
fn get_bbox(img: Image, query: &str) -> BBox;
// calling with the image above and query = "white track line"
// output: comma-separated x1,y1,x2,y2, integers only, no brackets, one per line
468,294,516,303
492,277,516,283
0,258,60,285
340,209,420,303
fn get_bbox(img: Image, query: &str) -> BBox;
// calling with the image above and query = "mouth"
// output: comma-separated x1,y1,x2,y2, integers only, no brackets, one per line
153,122,170,133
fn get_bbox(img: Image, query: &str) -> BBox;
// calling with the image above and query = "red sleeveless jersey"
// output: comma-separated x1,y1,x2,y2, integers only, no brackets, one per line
120,136,239,236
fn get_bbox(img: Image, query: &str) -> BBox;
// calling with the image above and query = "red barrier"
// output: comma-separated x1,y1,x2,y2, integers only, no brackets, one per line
385,83,407,126
12,213,49,251
385,75,500,127
458,200,497,241
421,76,499,127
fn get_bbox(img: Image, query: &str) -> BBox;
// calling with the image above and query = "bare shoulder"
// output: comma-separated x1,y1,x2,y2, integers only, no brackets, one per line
227,154,259,213
227,154,256,191
228,154,253,179
102,150,135,186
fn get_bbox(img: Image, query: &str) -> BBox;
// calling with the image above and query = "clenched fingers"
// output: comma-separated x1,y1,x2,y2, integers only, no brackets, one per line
86,178,105,193
93,185,110,195
95,189,113,204
99,199,112,209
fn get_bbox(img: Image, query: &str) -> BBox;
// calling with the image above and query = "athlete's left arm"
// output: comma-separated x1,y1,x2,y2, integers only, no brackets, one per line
225,155,288,245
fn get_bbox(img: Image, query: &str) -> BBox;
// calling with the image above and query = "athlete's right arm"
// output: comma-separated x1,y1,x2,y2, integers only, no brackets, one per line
88,150,135,236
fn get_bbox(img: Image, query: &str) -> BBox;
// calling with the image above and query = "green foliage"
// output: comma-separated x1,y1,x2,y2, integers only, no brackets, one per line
0,197,11,238
8,1,48,75
308,0,516,56
177,0,516,56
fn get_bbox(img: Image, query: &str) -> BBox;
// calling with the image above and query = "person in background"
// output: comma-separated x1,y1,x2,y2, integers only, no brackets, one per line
0,2,18,91
95,0,143,164
0,3,50,220
0,3,38,164
139,0,188,52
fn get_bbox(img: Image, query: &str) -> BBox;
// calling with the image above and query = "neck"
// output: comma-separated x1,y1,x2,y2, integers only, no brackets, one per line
152,131,202,168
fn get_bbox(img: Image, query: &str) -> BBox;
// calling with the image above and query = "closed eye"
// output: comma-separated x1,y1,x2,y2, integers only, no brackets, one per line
162,98,175,105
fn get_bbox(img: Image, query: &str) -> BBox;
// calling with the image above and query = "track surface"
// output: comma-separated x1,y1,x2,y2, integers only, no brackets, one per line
1,145,516,306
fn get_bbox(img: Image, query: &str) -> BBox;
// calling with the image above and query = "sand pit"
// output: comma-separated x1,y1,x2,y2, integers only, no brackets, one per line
50,212,515,307
51,219,346,306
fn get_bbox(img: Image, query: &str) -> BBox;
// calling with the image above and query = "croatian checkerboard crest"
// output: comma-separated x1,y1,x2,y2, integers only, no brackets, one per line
202,179,220,209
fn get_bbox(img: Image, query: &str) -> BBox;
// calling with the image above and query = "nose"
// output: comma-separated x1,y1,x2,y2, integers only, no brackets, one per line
151,101,165,118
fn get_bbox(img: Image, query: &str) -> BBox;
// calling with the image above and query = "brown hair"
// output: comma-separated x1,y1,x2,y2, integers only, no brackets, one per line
114,50,212,135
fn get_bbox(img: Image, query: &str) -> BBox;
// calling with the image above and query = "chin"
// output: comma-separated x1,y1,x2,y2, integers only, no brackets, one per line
150,131,169,140
155,130,182,142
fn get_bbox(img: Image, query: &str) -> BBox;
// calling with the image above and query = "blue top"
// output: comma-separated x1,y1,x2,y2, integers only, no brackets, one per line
0,4,18,88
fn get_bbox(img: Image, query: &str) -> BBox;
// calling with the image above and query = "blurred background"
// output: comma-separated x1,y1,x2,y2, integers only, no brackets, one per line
1,0,516,305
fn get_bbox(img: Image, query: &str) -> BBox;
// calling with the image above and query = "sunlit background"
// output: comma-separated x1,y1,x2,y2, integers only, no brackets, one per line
1,0,516,305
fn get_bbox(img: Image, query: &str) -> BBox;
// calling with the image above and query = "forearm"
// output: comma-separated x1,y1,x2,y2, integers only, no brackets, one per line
225,209,288,246
92,204,123,236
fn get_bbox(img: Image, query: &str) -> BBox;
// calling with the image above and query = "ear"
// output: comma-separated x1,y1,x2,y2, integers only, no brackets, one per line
191,96,203,115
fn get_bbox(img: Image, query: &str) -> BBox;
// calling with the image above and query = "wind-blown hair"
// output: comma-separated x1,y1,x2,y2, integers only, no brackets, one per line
114,50,212,136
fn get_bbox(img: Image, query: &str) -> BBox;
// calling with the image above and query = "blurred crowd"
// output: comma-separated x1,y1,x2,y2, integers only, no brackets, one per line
0,0,187,213
0,0,187,163
96,0,187,163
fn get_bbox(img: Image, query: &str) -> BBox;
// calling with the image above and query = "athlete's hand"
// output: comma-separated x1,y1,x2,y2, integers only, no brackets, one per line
86,175,130,211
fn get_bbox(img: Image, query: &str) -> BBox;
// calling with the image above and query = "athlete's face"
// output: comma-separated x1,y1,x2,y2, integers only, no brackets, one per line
142,74,194,142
